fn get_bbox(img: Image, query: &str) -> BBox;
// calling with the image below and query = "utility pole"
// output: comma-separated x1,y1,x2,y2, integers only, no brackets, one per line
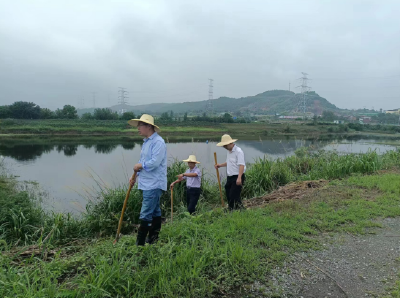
78,97,84,109
118,87,129,105
297,72,311,118
206,79,214,115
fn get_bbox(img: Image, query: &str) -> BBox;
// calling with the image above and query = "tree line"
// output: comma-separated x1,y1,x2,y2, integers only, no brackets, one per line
0,102,79,119
0,101,249,123
0,101,136,120
158,111,248,123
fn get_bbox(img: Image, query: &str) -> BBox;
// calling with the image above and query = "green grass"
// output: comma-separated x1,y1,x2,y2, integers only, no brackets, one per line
242,147,400,199
2,173,400,297
3,118,400,138
2,148,400,296
385,278,400,297
162,126,223,133
2,148,400,246
0,159,222,246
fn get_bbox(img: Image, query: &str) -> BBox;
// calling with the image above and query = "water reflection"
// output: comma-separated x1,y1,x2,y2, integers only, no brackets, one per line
0,144,54,161
0,139,138,161
56,145,78,157
94,144,118,154
0,135,398,162
1,136,397,214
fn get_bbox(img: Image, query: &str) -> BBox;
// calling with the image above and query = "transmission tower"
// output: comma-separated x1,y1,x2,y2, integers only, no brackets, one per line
206,79,214,115
118,87,129,105
297,72,311,117
79,97,85,109
92,92,96,108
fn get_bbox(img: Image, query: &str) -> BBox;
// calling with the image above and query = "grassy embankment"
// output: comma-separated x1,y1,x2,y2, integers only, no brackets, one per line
2,119,400,138
1,148,400,297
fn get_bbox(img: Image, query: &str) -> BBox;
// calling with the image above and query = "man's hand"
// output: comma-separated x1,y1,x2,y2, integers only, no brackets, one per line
170,182,175,190
236,177,242,186
177,174,184,180
133,163,142,172
129,175,136,186
214,164,220,169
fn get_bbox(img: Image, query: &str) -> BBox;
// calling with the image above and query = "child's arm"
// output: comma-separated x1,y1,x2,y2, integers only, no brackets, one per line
177,172,198,179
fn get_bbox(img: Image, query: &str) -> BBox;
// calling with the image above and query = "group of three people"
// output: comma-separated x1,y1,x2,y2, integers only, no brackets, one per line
128,114,246,246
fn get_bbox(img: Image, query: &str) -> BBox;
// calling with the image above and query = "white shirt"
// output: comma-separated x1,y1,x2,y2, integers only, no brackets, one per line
226,144,246,176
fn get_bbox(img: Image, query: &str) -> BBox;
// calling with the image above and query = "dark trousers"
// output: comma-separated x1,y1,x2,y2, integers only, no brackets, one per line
225,174,245,210
186,187,201,214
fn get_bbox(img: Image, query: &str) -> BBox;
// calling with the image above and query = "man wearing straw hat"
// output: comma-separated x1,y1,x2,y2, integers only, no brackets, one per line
215,134,246,211
128,114,167,246
170,155,202,215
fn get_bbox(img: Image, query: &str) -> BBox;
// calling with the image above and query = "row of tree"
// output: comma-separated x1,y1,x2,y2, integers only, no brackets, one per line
81,109,136,120
0,102,138,121
0,102,78,119
0,101,251,123
158,111,248,123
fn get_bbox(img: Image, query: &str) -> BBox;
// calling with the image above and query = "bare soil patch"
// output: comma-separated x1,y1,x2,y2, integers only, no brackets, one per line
244,180,328,209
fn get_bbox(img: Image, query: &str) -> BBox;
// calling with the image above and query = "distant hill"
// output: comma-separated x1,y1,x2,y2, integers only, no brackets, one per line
78,90,338,116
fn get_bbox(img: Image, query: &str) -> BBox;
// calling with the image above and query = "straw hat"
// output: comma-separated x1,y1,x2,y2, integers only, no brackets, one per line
216,134,238,147
128,114,161,132
182,155,200,164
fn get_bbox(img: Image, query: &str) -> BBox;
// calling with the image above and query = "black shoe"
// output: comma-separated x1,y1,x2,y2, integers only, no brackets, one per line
146,216,162,245
136,220,152,246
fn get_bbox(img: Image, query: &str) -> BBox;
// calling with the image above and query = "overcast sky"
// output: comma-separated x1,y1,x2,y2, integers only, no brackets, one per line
0,0,399,110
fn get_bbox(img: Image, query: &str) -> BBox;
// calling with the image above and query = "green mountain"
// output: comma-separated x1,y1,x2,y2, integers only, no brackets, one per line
80,90,338,116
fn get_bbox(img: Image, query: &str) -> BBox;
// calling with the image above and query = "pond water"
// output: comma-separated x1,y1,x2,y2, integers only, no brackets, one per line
0,136,397,213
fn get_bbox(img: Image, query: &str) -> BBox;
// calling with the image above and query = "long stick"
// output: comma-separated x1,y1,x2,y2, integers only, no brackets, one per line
171,188,173,223
113,172,137,244
214,152,225,207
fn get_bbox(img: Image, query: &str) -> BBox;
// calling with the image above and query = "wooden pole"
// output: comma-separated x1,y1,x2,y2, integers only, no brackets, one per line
113,172,137,244
171,187,174,223
214,152,225,207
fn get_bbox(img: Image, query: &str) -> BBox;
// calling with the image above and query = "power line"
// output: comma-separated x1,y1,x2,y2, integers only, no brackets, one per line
92,92,96,108
125,87,205,95
78,97,84,109
312,74,400,80
132,91,199,99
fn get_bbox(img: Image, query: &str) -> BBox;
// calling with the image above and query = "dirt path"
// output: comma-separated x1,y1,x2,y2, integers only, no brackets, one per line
258,217,400,297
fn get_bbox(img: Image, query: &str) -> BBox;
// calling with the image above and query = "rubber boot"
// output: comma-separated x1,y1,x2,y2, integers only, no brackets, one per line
136,220,152,246
146,216,162,245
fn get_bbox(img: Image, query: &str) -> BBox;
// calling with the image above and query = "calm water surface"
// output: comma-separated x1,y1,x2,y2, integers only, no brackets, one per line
0,137,397,213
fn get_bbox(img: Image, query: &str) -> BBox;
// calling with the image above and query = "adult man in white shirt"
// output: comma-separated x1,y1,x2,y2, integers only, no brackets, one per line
215,134,246,211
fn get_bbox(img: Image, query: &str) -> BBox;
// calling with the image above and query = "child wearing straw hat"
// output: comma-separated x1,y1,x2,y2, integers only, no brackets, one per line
170,155,202,215
215,134,246,211
128,114,167,246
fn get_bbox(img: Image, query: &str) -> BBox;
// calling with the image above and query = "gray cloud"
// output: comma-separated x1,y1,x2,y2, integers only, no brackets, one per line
0,0,399,110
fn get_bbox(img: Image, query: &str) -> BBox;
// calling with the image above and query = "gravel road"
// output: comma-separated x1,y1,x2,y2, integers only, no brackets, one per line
246,217,400,297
